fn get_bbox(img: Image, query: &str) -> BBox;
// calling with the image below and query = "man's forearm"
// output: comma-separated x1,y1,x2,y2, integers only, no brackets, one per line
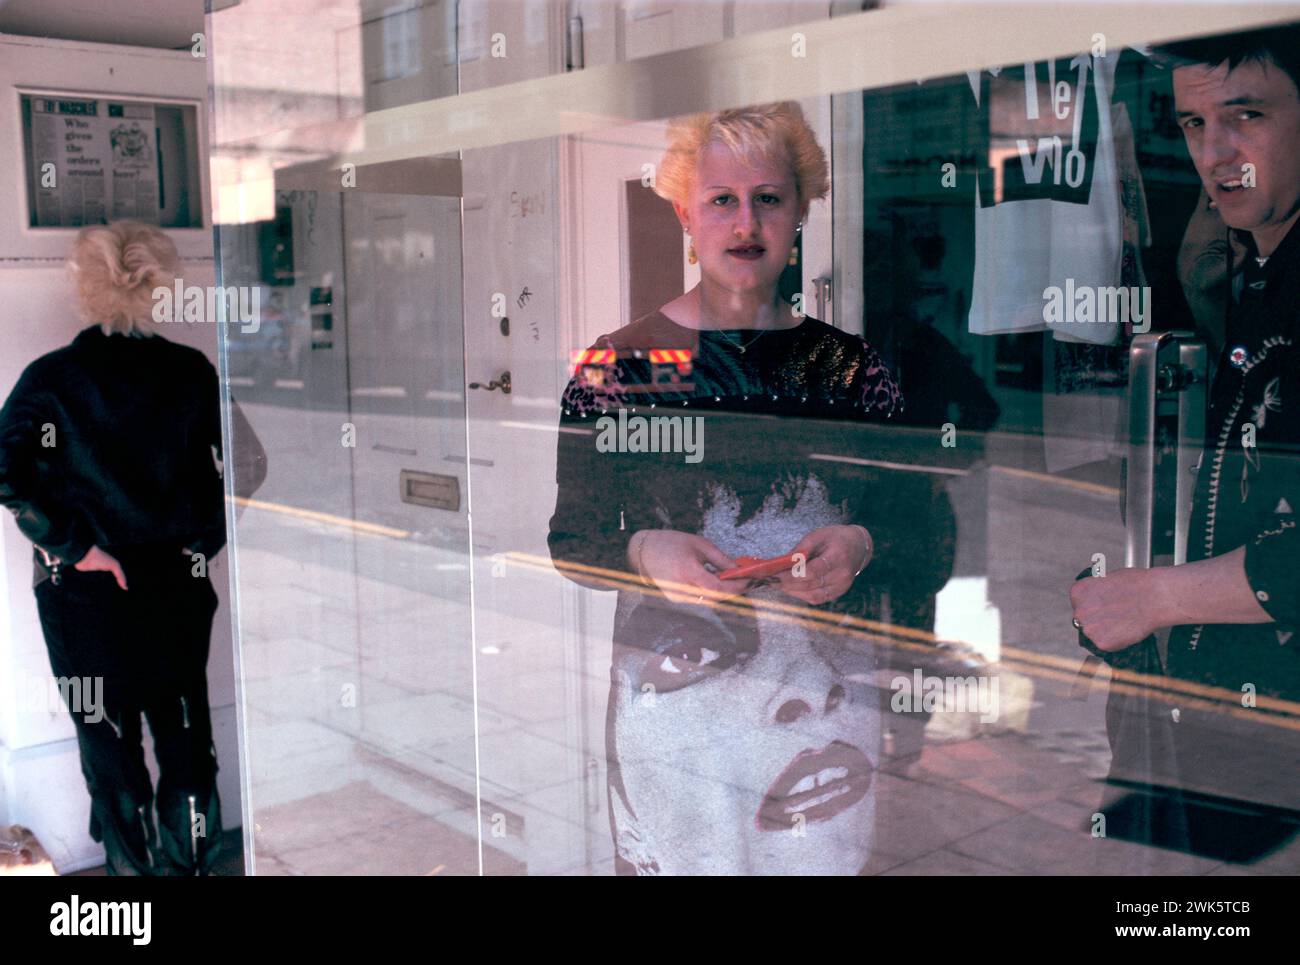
1151,546,1273,628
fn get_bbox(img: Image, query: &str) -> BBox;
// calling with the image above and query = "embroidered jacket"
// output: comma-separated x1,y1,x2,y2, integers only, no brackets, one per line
1167,219,1300,700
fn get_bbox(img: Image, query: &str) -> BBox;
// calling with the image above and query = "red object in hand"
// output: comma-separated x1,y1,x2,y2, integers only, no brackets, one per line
718,553,798,581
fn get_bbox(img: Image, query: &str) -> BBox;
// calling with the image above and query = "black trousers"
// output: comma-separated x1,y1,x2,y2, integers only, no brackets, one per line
34,547,223,875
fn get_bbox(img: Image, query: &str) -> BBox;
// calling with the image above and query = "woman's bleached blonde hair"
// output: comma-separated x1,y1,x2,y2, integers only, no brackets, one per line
68,220,179,337
652,101,830,211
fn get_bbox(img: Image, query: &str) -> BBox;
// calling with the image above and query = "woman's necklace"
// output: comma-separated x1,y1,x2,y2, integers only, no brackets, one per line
713,327,767,354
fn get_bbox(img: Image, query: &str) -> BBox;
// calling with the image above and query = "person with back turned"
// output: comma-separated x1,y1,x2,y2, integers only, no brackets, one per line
0,220,265,874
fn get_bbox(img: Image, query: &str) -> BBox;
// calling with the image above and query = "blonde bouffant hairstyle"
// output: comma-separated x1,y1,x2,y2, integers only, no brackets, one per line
652,101,830,210
68,220,179,337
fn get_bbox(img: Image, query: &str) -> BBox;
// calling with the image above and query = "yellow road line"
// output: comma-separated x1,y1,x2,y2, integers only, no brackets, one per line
809,453,968,476
236,499,1300,724
234,495,410,539
989,464,1121,498
510,552,1300,725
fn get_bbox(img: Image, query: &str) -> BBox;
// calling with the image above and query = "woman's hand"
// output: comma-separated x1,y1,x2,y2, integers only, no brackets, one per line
629,530,743,605
73,545,128,591
773,525,871,606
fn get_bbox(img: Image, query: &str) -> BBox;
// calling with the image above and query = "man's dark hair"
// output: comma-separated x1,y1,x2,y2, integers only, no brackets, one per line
1151,22,1300,94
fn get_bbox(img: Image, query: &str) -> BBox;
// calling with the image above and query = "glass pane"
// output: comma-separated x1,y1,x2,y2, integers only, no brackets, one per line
209,0,1300,874
832,29,1300,872
209,0,483,875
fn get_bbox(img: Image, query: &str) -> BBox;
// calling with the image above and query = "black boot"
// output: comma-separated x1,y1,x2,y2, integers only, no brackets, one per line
92,788,160,876
155,783,223,875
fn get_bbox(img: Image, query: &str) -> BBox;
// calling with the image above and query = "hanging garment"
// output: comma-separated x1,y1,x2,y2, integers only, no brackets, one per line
966,53,1136,345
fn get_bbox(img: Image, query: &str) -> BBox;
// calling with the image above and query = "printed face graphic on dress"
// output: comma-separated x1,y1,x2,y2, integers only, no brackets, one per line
1174,58,1300,251
889,669,1000,724
607,478,880,874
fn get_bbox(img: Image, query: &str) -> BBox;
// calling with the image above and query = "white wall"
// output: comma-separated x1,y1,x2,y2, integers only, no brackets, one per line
0,31,236,873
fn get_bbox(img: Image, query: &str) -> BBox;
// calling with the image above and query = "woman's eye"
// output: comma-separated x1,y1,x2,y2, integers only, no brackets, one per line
687,646,721,668
658,645,720,675
710,194,781,206
1236,110,1262,121
1181,117,1203,130
640,642,752,693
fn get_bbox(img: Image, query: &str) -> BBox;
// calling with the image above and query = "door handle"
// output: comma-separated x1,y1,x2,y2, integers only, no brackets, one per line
1126,333,1167,569
1078,332,1205,681
468,370,511,394
1171,340,1207,566
1125,333,1205,569
813,276,832,323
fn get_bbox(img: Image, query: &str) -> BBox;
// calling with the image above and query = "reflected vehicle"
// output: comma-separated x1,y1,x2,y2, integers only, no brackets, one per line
224,288,306,386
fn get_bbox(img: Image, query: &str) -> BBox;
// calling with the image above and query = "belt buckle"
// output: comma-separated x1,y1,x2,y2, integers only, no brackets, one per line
36,546,63,585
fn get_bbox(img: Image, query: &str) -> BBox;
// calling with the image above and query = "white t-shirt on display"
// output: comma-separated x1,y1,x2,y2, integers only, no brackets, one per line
966,53,1136,345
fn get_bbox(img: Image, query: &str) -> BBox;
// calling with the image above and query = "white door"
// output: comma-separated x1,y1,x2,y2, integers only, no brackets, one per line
340,190,484,866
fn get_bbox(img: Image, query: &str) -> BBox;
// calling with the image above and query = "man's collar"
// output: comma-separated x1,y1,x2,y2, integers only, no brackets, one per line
1234,214,1300,276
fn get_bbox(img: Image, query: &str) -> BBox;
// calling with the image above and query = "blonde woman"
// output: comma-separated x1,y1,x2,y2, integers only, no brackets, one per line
549,103,909,873
0,220,257,875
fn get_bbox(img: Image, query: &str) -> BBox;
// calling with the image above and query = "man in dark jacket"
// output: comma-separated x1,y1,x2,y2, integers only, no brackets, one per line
1070,25,1300,856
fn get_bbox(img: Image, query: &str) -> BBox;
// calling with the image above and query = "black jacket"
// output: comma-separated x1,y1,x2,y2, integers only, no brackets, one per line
1167,218,1300,699
0,326,249,586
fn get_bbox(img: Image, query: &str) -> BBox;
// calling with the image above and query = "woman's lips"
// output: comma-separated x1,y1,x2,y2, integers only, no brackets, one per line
728,246,765,260
756,740,874,832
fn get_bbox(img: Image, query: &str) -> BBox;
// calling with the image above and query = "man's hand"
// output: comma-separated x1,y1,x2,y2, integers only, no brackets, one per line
74,545,128,591
1069,568,1169,652
1071,549,1274,651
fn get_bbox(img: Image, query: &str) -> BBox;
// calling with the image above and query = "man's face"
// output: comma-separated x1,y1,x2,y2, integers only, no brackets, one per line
1174,57,1300,248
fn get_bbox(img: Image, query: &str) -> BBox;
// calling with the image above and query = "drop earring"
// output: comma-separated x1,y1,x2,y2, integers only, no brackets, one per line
788,223,802,266
688,241,698,265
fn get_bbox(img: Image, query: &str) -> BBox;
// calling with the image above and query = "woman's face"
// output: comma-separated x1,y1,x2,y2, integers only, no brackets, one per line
609,589,880,874
675,141,807,299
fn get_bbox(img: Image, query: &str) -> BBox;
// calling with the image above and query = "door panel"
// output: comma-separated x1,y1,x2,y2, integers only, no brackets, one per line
341,192,480,856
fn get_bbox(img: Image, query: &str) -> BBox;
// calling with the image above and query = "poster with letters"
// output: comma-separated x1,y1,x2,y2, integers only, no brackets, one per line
27,96,160,227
